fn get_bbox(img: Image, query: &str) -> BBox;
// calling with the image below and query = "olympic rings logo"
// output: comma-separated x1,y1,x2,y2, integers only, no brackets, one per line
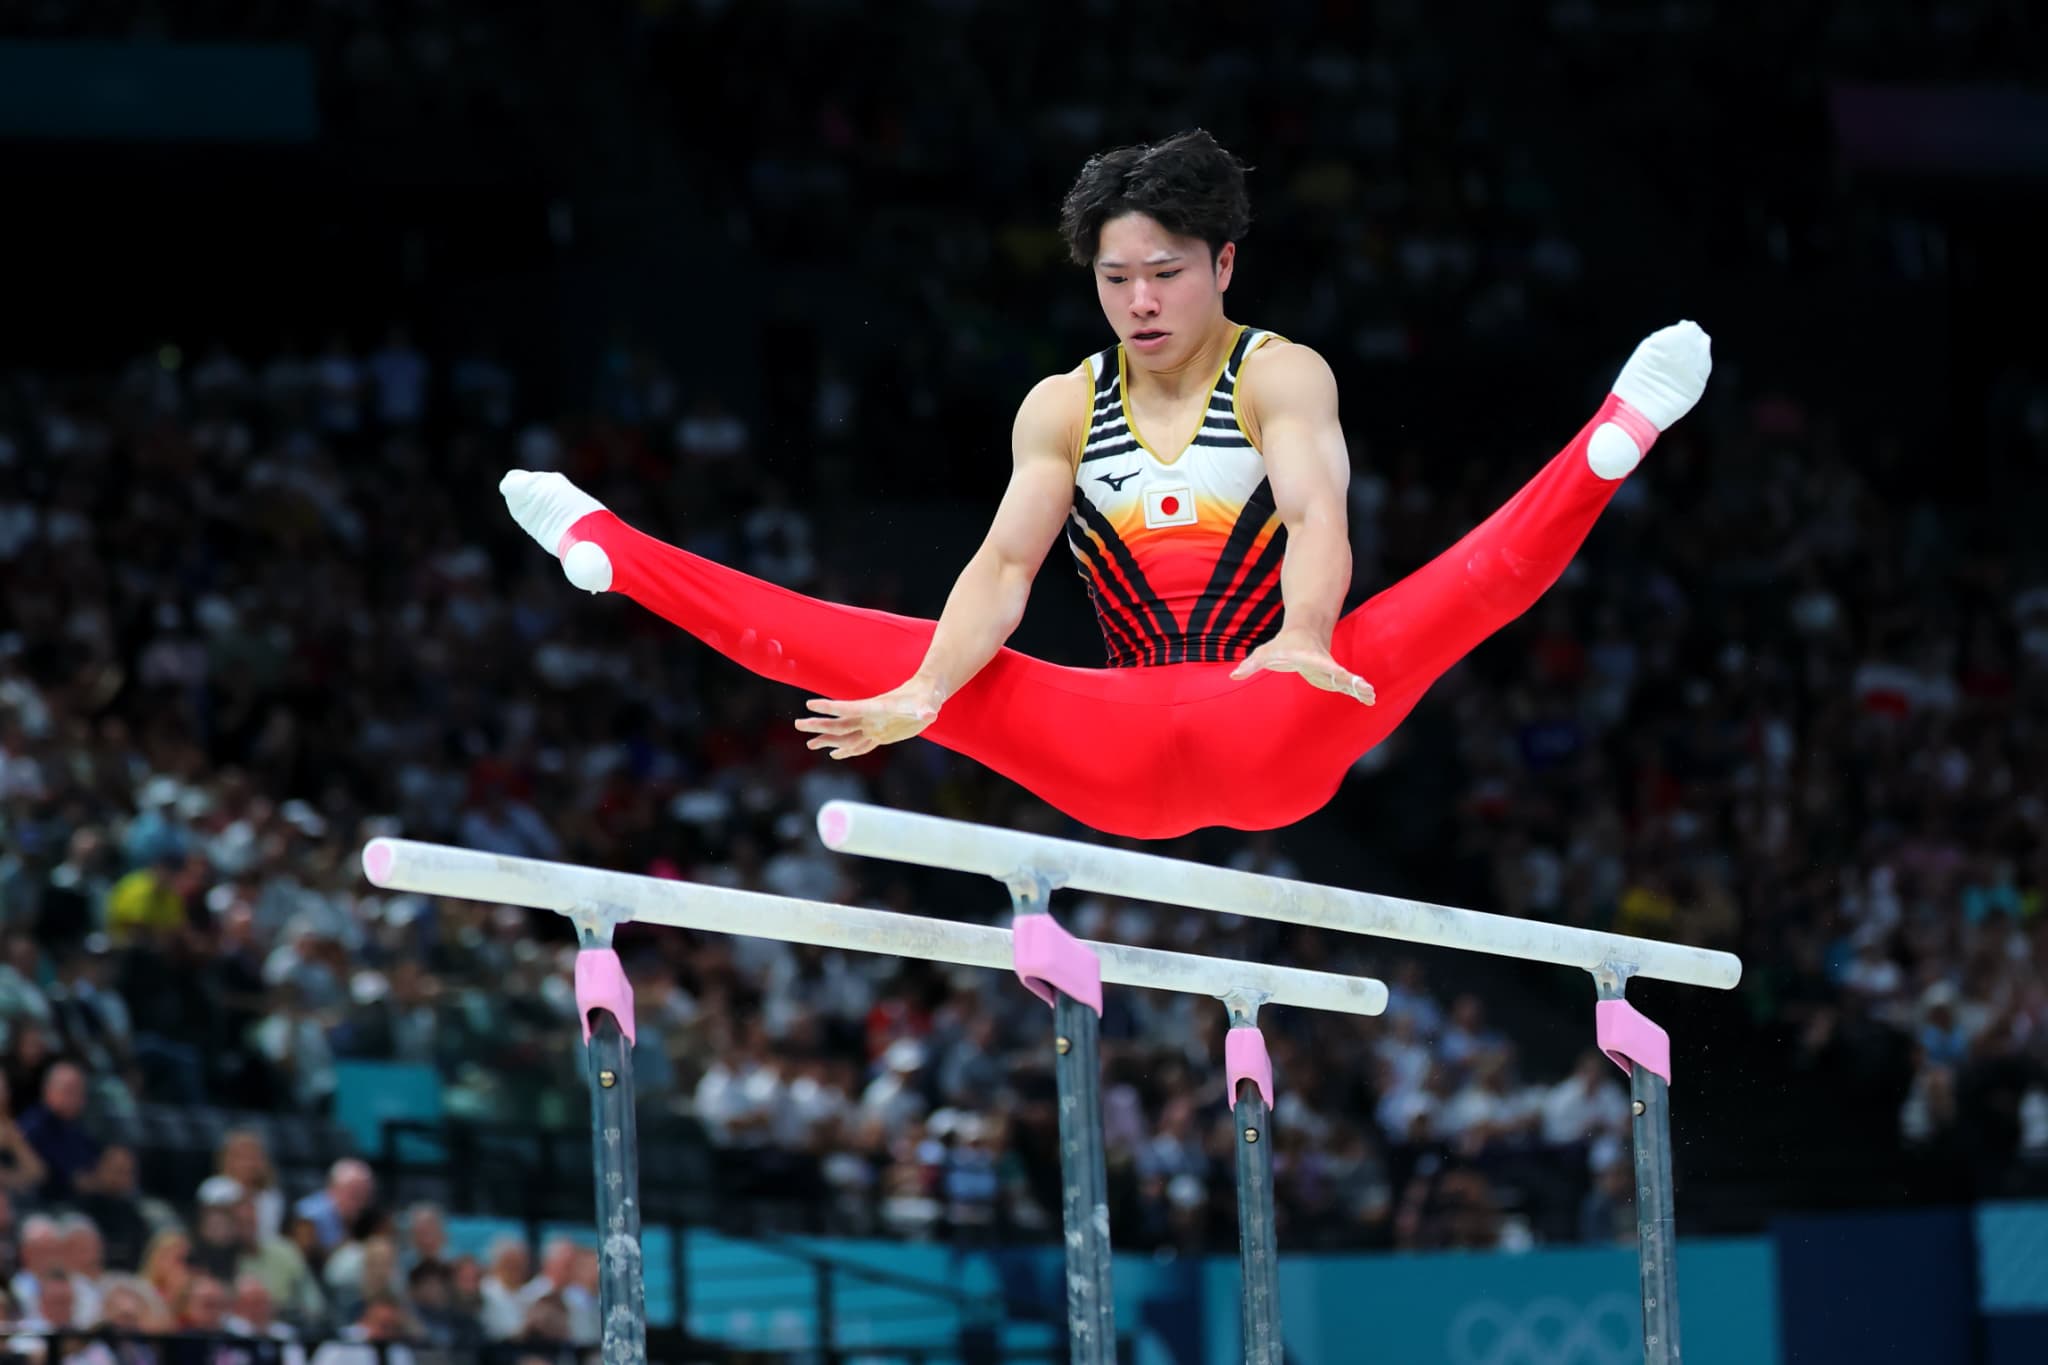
1445,1293,1640,1365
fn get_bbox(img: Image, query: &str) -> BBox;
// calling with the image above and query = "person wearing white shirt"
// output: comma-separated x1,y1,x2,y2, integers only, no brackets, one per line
54,1215,105,1329
515,1241,596,1346
1541,1051,1631,1150
476,1237,531,1342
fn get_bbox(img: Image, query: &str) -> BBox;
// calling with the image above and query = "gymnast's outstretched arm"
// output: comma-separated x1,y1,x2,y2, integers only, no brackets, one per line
1226,342,1375,704
795,367,1090,760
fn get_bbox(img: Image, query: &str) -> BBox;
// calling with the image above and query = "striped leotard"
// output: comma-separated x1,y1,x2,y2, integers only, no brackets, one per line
1066,326,1288,666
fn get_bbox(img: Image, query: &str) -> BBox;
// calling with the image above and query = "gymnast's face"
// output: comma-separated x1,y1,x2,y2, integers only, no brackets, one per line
1093,212,1235,370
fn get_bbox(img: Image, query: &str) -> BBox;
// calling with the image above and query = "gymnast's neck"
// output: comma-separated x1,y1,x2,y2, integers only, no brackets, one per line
1125,315,1242,402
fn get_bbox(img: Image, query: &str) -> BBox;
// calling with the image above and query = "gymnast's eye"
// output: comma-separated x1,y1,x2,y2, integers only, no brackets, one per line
1156,270,1181,280
1104,275,1127,285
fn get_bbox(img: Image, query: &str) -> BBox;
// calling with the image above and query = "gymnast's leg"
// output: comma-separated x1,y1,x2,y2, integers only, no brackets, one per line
1332,321,1711,705
499,473,1190,834
500,472,939,700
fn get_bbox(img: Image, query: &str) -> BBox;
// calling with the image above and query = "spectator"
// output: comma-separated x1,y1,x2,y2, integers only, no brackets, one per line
224,1275,302,1360
221,1190,322,1335
0,1074,50,1194
403,1261,478,1351
25,1271,77,1331
444,1257,486,1335
289,1165,372,1259
95,1277,168,1365
513,1240,593,1347
306,1295,413,1365
54,1218,105,1329
3,1028,57,1122
190,1184,243,1284
74,1148,174,1273
12,1218,84,1324
320,1236,396,1329
138,1234,191,1320
474,1238,528,1343
396,1207,446,1279
166,1274,233,1363
7,1273,79,1363
500,1293,575,1365
213,1136,284,1245
103,852,186,947
46,949,133,1086
19,1064,102,1201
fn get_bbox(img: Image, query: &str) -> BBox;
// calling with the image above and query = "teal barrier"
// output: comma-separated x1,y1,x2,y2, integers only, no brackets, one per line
1979,1202,2048,1365
1979,1201,2048,1312
1214,1240,1778,1365
333,1062,446,1162
432,1216,1778,1364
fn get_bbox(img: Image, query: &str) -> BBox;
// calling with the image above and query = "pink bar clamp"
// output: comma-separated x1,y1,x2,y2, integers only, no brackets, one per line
1012,915,1103,1016
574,947,638,1047
1596,997,1671,1084
1225,1026,1274,1110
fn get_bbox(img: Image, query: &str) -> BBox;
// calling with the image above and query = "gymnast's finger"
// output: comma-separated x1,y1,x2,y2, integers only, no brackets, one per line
1325,671,1375,704
795,716,863,735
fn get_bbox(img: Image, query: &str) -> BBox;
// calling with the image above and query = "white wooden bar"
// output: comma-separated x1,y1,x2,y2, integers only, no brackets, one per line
361,839,1388,1016
816,803,1741,991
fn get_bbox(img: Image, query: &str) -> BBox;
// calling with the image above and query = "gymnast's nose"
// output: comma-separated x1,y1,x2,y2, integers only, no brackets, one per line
1129,281,1161,317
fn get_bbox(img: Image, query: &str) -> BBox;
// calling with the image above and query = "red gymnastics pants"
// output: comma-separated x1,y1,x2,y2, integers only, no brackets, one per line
562,397,1643,840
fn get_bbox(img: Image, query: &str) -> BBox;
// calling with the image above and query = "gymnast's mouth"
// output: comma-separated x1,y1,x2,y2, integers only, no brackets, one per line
1130,329,1170,347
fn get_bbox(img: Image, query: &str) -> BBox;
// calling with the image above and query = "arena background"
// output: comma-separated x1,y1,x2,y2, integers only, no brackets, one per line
1,2,2046,1363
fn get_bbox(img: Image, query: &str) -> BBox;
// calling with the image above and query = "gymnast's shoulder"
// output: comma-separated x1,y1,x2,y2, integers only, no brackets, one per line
1010,364,1093,466
1238,335,1335,390
1237,338,1340,428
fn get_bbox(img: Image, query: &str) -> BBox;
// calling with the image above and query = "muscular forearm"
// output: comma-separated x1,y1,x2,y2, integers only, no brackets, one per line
1277,515,1352,643
911,550,1033,697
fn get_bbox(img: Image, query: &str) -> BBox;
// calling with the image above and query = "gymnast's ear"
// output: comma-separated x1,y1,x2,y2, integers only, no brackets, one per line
1213,241,1236,291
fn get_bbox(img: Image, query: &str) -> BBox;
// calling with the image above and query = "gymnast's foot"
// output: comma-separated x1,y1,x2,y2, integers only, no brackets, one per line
1587,320,1712,478
499,470,614,593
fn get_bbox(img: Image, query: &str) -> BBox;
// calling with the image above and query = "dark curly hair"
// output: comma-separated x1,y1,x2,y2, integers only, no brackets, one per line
1058,130,1252,267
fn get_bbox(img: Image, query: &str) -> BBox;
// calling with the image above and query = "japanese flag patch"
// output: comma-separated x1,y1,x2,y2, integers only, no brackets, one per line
1143,485,1197,529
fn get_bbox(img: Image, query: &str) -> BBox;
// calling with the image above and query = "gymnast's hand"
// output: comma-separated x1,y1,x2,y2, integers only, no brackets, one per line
1228,627,1376,704
797,676,944,760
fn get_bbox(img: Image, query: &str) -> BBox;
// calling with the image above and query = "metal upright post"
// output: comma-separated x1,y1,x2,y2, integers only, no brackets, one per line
1595,967,1679,1365
1008,874,1115,1365
572,904,648,1365
1224,994,1281,1365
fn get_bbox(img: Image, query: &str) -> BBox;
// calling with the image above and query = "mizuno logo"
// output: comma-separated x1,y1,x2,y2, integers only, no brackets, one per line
1097,471,1139,492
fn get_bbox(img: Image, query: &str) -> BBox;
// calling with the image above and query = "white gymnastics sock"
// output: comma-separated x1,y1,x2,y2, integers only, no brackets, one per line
1586,320,1713,479
499,470,613,592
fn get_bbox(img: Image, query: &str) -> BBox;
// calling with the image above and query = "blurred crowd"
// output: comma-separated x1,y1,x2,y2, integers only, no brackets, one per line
0,1126,601,1363
0,12,2045,1365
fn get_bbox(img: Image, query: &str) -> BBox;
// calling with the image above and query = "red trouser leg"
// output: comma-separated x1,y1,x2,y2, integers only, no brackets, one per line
1188,400,1635,830
565,512,1191,836
1331,398,1631,700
